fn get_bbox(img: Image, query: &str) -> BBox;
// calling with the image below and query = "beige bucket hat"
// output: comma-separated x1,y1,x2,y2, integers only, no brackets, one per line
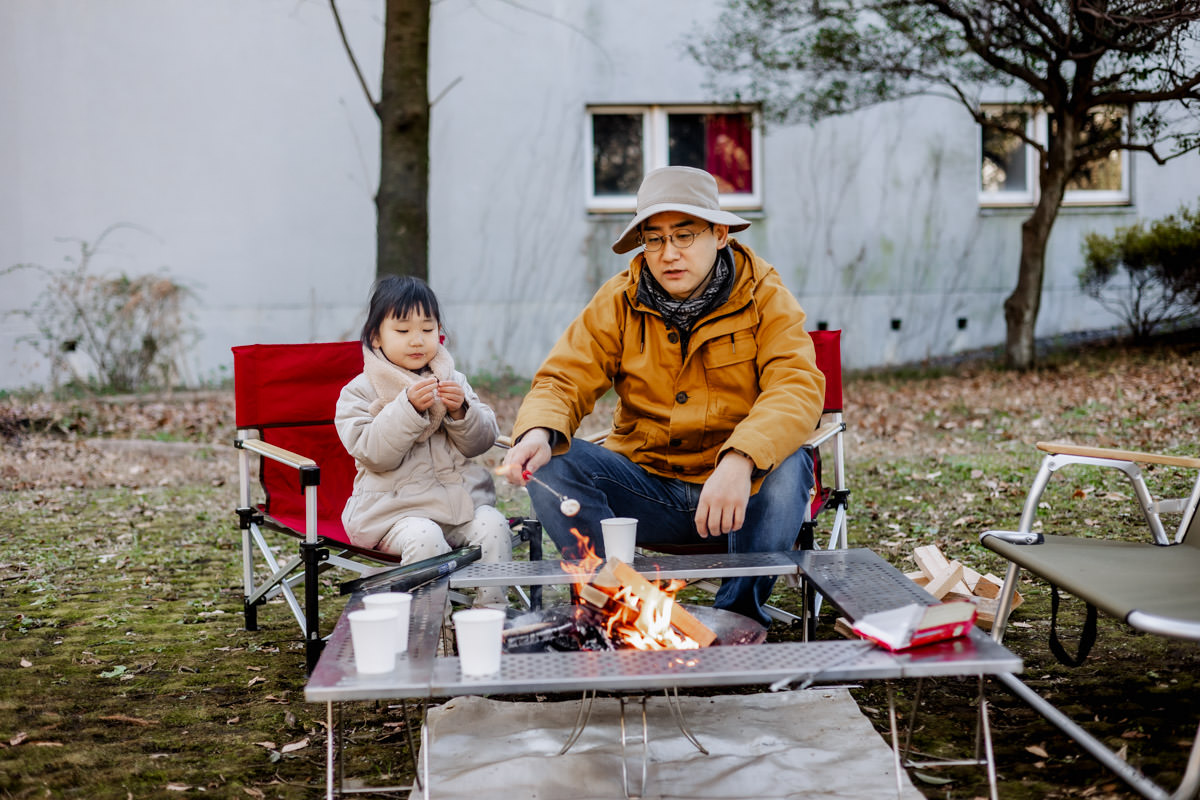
611,166,751,254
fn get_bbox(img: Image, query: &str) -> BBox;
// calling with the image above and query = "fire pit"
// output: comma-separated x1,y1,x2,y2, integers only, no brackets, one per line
502,604,767,653
510,530,769,653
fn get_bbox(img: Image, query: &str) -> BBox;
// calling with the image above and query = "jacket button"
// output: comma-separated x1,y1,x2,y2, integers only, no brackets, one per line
667,332,679,344
675,392,688,404
670,438,681,447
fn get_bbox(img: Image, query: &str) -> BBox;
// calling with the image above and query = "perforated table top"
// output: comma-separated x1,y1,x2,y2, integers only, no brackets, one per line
305,550,1021,702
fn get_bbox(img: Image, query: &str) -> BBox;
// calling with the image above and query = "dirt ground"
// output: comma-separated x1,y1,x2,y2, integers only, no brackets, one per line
2,337,1199,798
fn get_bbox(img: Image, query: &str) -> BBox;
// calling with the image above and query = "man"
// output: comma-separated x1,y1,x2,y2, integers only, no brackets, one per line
501,166,825,626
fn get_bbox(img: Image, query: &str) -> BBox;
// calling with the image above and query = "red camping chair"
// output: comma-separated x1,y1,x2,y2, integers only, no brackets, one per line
572,329,850,625
232,341,541,672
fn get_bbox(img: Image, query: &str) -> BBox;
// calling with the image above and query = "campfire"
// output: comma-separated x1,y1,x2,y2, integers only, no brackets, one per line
502,530,719,653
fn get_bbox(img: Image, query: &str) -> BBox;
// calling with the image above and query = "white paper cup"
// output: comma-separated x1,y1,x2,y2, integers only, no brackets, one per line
601,517,638,563
363,592,412,653
348,608,398,674
452,608,505,677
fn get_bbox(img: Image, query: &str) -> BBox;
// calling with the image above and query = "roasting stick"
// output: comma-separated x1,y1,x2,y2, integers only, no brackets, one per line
496,464,581,516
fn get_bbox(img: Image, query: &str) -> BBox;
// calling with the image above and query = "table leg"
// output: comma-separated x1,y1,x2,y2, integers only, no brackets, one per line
420,710,431,800
663,688,709,755
325,701,334,800
887,685,904,800
979,689,999,800
402,699,423,795
557,690,597,755
618,695,649,800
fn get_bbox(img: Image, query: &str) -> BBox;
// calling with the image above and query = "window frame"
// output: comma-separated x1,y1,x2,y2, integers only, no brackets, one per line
585,104,763,213
977,105,1040,207
978,104,1132,208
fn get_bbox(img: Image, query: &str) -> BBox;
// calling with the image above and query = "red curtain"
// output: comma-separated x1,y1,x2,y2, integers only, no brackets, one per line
705,114,752,193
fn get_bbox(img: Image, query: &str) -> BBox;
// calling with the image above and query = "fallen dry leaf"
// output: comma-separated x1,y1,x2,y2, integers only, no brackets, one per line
1026,744,1049,758
9,732,26,746
280,737,309,754
19,658,31,668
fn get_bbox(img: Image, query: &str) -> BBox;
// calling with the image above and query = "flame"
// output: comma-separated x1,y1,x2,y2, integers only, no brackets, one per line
559,528,602,590
560,540,703,651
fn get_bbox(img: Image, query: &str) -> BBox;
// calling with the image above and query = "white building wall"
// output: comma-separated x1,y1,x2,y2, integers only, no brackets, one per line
3,0,1197,391
0,0,381,389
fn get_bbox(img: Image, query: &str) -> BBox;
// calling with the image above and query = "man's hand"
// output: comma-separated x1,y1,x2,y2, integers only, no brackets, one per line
500,428,553,485
695,450,754,537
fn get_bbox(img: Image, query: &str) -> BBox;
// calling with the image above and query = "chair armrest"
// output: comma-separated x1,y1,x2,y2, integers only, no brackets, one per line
495,430,609,448
1037,441,1200,469
805,421,846,449
236,438,318,470
503,423,841,453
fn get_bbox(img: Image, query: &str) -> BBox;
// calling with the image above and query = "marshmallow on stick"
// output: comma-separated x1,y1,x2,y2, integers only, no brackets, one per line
497,464,580,516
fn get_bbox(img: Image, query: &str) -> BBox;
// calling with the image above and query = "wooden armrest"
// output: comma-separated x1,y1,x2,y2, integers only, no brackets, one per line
494,431,608,448
1036,441,1200,469
580,429,608,444
805,421,845,449
236,438,317,469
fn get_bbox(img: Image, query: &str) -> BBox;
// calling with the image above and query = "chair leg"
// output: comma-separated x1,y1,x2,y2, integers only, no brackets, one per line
527,519,543,610
301,540,327,674
244,599,259,632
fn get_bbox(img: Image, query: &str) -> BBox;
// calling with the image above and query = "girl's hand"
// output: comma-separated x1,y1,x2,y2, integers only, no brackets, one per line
436,379,467,419
407,376,439,413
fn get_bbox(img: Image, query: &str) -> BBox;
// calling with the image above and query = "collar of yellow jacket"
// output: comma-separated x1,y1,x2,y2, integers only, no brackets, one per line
624,238,760,312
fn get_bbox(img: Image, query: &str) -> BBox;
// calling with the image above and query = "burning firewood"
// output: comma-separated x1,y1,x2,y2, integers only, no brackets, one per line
565,556,717,649
555,529,718,649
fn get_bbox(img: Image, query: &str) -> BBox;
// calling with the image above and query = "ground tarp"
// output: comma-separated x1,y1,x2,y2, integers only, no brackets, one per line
410,689,926,799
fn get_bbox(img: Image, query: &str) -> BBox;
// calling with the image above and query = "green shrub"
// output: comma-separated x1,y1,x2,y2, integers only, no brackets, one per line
1080,203,1200,340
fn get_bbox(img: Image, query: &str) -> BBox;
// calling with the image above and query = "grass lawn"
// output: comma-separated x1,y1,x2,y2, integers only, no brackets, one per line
1,335,1198,798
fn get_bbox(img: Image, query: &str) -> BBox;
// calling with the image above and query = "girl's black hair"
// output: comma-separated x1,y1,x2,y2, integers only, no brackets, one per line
360,275,443,348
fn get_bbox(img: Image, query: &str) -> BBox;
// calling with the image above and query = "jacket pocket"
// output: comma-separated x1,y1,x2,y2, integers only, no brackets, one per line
701,331,758,420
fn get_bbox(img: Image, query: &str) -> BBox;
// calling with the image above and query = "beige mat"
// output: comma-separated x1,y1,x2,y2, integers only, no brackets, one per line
411,689,925,799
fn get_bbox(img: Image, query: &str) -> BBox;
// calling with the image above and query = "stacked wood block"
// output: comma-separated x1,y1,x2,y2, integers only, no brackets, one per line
904,544,1022,630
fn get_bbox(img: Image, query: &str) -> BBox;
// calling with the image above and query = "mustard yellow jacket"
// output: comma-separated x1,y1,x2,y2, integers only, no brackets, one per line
512,240,825,489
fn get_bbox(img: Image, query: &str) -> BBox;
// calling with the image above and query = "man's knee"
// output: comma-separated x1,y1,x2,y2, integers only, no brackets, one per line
759,448,814,499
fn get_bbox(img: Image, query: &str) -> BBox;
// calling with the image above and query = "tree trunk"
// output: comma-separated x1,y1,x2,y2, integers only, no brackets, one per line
1004,205,1054,369
376,0,430,279
1003,115,1075,370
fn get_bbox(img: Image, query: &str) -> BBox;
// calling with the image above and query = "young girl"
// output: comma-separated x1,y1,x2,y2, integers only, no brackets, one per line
335,275,511,608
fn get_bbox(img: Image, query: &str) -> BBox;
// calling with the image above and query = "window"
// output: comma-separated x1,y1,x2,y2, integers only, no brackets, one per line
979,105,1130,207
587,106,761,211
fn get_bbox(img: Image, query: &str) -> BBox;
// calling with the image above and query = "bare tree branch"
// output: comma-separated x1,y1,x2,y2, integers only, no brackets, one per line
329,0,379,116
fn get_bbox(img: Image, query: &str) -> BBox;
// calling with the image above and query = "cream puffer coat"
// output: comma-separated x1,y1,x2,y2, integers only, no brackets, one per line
335,372,499,550
512,240,825,490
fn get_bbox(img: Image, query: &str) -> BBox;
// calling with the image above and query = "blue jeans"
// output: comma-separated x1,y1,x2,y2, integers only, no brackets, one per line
527,439,814,627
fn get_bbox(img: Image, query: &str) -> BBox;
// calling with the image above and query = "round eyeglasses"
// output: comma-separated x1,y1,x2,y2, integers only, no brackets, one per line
639,224,713,253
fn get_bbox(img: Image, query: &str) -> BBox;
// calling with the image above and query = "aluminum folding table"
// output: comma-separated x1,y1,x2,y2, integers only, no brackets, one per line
305,549,1021,799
